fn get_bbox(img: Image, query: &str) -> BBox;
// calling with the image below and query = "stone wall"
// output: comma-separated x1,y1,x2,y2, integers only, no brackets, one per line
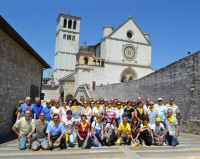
42,85,60,101
0,29,43,136
94,51,200,133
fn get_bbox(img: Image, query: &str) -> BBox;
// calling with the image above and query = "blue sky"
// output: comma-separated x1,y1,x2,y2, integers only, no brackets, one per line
1,0,200,77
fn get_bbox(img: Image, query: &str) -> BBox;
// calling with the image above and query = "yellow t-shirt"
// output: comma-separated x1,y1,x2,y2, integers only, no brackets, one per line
14,117,35,135
118,123,131,134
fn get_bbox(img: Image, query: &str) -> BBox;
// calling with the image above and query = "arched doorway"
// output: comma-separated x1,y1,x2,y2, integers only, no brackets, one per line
60,91,64,103
121,76,127,82
120,68,137,82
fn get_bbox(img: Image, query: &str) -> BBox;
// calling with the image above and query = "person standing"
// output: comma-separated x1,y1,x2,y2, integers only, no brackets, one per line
50,100,60,120
166,97,179,117
42,100,51,122
146,101,156,125
105,102,116,122
71,99,82,123
116,102,124,124
123,101,134,123
34,97,43,120
12,109,35,150
82,100,92,123
155,98,167,124
17,97,36,120
134,100,147,123
143,97,151,111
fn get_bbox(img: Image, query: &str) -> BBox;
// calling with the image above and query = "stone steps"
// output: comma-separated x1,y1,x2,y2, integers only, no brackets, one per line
0,133,199,159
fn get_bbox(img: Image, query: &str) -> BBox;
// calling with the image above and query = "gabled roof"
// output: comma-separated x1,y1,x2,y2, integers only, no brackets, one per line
59,72,75,82
0,15,50,69
102,16,151,45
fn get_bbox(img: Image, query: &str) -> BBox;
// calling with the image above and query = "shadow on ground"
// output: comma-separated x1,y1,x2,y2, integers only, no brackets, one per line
0,131,16,144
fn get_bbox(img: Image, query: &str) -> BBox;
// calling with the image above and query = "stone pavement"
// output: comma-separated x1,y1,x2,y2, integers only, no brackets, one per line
0,133,200,159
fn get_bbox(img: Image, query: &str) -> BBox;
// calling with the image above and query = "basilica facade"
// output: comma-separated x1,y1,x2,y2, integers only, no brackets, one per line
43,13,154,100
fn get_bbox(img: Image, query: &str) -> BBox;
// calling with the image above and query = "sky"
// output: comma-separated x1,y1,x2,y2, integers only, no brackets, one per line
1,0,200,77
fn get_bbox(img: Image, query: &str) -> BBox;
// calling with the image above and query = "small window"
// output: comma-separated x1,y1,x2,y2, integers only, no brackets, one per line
73,20,77,29
63,34,66,39
72,35,75,41
84,57,89,65
63,19,67,28
129,76,134,81
127,30,133,39
67,35,71,40
68,19,72,29
101,61,104,67
30,85,39,99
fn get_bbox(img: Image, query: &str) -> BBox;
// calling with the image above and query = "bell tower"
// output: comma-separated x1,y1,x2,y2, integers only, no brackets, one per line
54,13,81,83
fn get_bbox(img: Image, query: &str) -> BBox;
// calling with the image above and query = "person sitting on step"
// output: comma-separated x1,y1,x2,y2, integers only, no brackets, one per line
76,114,91,149
46,114,66,150
152,117,167,146
31,112,49,151
116,116,131,145
12,109,35,150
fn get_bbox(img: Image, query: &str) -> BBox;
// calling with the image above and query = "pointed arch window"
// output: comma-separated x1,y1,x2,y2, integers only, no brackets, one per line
63,19,67,28
73,20,77,29
67,35,71,40
68,19,72,29
84,57,89,65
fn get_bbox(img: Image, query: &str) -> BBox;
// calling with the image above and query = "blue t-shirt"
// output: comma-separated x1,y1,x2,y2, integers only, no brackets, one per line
155,105,167,121
46,121,66,136
18,103,35,118
42,106,51,122
34,104,43,119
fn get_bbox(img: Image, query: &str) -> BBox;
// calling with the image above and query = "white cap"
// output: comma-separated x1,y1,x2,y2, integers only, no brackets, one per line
158,97,163,101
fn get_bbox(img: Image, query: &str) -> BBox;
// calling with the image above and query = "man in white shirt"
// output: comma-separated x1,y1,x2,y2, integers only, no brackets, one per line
151,117,167,145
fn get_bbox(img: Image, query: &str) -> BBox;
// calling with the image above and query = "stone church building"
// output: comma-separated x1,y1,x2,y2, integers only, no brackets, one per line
0,16,50,137
43,13,154,100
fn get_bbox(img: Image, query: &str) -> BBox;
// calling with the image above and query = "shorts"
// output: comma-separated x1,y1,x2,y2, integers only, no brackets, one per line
32,138,48,148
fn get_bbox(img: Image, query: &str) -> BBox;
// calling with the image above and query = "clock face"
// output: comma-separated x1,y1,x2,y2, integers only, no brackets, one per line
124,46,136,61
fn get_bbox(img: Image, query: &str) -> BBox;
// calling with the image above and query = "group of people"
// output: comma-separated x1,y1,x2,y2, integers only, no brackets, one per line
12,96,181,150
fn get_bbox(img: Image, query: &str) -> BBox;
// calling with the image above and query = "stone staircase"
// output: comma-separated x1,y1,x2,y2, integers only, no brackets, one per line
73,84,91,100
74,84,100,100
0,133,200,159
88,90,100,100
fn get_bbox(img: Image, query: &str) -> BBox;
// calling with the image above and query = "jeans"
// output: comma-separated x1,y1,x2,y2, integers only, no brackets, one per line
92,133,105,147
66,130,76,144
166,133,179,147
19,135,27,150
157,130,164,137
